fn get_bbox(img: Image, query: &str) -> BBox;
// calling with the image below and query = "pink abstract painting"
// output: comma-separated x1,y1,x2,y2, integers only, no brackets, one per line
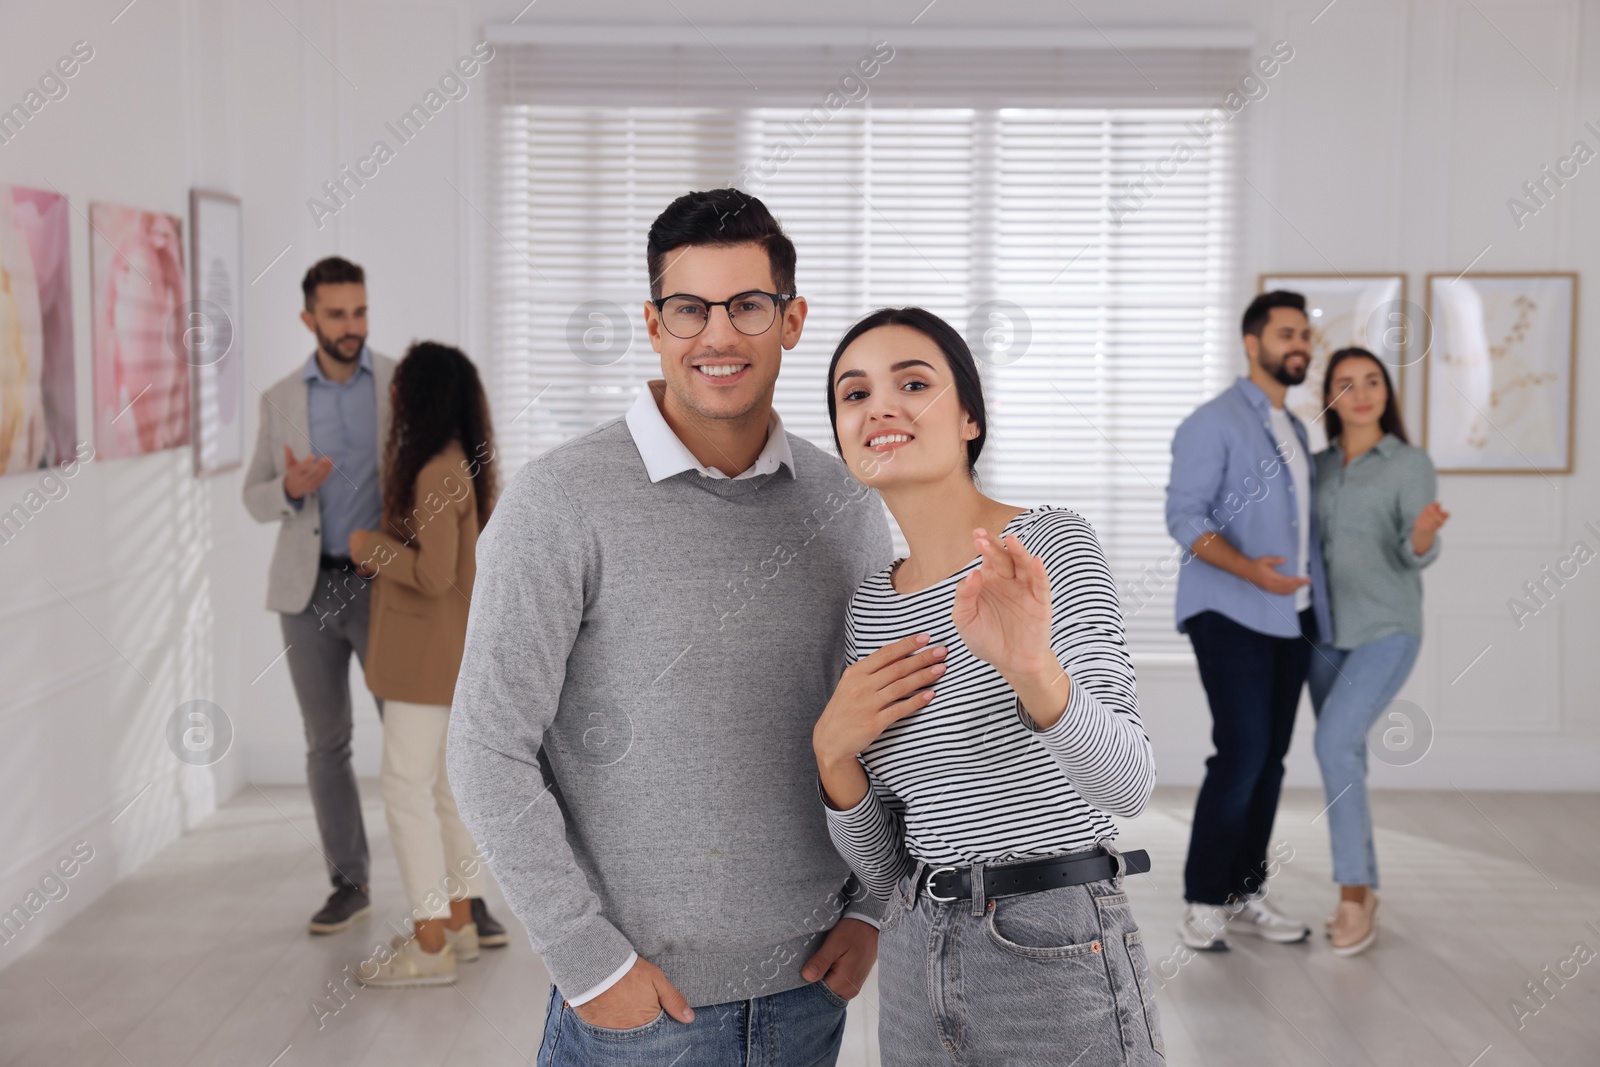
0,184,77,474
91,202,189,459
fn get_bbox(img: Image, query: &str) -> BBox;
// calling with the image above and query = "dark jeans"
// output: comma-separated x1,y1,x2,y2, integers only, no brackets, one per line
279,565,383,889
536,980,847,1067
1182,608,1315,905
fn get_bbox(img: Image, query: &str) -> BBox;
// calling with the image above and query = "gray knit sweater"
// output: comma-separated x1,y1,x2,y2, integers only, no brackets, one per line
447,415,892,1007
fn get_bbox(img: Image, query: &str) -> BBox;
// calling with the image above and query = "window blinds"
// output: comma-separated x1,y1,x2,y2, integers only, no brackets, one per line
486,39,1243,656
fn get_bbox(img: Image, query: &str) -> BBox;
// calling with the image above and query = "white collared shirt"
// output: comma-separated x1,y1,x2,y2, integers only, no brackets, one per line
624,380,796,482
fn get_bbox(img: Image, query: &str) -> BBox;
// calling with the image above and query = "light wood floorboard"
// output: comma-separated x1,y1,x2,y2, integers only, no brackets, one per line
2,784,1598,1066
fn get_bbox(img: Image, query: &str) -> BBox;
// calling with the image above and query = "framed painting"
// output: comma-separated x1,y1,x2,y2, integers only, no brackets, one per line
91,201,189,459
1423,272,1576,474
188,189,244,476
1259,273,1409,453
0,184,77,474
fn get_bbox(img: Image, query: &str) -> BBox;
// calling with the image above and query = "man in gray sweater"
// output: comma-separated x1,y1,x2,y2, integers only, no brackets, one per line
448,190,892,1065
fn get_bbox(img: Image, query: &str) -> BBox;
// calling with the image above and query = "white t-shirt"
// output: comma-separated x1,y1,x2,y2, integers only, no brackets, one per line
1268,406,1312,612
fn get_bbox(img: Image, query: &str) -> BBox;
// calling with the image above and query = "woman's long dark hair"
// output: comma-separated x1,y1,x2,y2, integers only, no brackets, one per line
826,307,988,474
381,341,497,540
1322,346,1408,444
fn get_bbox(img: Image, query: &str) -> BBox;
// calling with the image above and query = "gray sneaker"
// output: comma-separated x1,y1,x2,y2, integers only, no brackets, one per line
1230,894,1310,943
1178,903,1232,951
308,884,370,935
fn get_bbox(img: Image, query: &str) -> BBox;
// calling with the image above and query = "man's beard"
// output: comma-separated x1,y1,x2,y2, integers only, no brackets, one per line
316,326,364,363
1270,351,1309,387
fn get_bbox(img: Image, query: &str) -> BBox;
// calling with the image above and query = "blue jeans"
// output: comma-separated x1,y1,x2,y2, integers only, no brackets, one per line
1307,632,1421,888
535,979,848,1067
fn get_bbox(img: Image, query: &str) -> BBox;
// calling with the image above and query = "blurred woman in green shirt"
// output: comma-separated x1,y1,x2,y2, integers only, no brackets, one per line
1310,347,1448,958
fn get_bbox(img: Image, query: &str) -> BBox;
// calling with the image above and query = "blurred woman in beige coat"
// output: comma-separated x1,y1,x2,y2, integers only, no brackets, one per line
348,340,505,987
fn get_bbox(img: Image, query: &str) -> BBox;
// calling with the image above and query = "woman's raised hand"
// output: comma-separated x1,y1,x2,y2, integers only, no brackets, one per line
951,529,1056,683
1411,501,1450,555
1414,501,1450,534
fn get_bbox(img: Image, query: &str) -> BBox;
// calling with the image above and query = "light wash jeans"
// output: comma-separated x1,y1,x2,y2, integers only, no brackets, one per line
536,978,847,1067
876,849,1165,1066
1307,632,1421,888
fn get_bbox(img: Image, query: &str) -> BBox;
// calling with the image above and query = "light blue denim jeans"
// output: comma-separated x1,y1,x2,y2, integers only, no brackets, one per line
876,848,1165,1066
535,977,847,1067
1307,632,1421,888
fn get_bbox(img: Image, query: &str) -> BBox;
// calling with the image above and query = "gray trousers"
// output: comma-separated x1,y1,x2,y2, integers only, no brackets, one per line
280,565,383,889
876,851,1166,1066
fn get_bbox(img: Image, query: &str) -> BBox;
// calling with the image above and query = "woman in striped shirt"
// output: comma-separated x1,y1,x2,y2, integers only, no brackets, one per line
809,307,1164,1066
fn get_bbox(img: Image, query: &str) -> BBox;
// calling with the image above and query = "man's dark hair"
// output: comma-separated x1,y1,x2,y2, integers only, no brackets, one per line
302,256,365,311
646,190,797,301
1241,289,1307,337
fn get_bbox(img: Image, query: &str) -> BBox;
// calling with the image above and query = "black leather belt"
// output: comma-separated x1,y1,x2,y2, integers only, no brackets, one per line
920,848,1151,903
319,554,356,571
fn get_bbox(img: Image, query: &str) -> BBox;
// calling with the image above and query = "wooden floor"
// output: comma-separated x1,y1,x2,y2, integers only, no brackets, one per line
3,783,1599,1066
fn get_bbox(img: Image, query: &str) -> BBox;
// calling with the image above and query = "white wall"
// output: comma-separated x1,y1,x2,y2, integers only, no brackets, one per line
2,0,1595,968
228,0,1596,792
0,0,250,967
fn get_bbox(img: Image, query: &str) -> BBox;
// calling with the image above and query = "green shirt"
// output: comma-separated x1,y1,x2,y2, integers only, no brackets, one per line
1314,434,1441,649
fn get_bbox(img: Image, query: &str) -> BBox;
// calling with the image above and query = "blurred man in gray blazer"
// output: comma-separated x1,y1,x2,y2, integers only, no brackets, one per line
243,257,393,934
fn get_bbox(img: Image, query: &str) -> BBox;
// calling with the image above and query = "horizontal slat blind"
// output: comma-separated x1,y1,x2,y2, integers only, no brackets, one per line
488,44,1242,656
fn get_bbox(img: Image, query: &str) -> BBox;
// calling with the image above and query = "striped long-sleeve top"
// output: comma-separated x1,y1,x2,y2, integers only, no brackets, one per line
823,507,1156,901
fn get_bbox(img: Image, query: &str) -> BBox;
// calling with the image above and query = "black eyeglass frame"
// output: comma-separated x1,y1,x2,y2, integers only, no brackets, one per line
649,289,798,339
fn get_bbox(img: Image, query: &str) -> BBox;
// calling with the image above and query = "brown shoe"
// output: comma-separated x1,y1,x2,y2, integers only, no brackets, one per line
1329,892,1379,957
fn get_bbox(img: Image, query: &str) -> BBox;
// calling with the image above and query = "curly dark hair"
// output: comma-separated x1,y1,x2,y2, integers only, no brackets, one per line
381,341,497,541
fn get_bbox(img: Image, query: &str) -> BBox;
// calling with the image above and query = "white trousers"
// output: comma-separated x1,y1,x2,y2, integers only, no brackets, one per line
379,700,487,919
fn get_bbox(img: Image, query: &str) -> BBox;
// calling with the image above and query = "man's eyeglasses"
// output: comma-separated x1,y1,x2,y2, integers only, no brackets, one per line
651,290,795,340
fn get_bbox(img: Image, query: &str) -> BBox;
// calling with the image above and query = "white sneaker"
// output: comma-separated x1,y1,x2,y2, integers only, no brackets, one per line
445,921,480,962
1177,903,1232,951
1230,894,1310,943
355,936,458,987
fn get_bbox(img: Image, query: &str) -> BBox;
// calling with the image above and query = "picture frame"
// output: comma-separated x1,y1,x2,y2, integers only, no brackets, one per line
1258,272,1409,453
0,183,77,475
188,189,244,476
90,201,190,460
1423,272,1577,475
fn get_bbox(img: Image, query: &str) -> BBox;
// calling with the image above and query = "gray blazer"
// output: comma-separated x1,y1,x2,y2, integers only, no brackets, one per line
242,351,395,614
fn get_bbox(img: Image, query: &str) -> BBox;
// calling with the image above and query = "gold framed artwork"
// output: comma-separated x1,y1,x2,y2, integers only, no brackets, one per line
1257,273,1409,453
1423,272,1577,475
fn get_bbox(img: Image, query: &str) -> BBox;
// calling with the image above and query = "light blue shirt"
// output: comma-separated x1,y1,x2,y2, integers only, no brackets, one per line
1164,377,1332,641
297,346,382,557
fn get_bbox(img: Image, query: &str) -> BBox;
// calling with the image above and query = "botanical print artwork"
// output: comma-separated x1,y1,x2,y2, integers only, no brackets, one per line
1426,275,1574,473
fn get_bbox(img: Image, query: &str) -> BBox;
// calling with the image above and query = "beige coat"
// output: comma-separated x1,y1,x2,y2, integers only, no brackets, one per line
363,440,483,706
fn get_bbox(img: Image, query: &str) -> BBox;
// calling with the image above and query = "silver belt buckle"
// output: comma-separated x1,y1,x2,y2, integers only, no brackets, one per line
924,865,959,903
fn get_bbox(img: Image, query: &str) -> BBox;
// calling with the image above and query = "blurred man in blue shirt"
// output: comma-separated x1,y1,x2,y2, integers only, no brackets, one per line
1165,290,1331,951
